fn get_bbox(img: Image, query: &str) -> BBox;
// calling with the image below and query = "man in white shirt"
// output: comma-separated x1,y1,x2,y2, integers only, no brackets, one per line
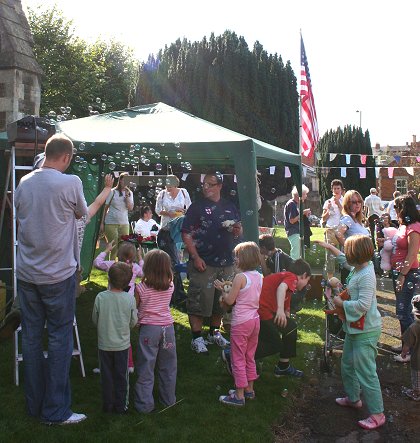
364,188,384,247
386,190,401,226
321,179,344,278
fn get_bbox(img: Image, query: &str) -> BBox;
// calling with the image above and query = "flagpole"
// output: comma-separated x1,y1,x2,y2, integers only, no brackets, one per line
299,31,305,259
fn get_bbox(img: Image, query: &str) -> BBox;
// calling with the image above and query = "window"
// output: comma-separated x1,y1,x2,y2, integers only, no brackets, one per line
395,178,408,195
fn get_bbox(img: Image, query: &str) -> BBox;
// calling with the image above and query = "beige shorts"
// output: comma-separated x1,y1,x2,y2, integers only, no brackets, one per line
186,262,235,317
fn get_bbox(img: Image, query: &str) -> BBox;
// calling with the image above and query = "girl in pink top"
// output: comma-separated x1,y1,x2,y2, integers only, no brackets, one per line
216,241,263,406
93,240,144,372
134,249,177,413
93,240,144,296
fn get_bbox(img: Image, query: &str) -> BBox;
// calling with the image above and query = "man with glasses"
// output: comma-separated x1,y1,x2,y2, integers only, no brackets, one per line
364,188,384,248
181,172,241,354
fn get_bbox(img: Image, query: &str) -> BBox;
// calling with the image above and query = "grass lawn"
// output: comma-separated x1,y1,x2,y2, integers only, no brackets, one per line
0,268,325,443
273,226,327,271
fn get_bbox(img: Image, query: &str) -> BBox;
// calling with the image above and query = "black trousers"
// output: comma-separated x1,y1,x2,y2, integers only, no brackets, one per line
368,214,379,248
255,317,297,360
99,348,129,413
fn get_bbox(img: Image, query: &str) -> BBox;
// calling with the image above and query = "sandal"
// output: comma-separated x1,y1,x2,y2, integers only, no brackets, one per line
358,414,386,430
335,397,362,409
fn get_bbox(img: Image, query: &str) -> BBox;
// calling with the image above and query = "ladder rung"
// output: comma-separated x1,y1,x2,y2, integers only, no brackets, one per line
14,166,33,171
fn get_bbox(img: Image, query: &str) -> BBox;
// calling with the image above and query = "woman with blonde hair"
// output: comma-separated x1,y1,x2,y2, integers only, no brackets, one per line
336,190,369,246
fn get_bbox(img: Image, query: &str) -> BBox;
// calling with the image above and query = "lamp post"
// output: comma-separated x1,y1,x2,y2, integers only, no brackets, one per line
356,110,362,128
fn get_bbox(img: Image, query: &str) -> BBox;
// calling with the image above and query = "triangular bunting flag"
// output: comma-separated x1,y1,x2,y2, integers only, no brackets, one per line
359,167,366,179
340,167,347,177
269,166,275,175
388,167,394,178
375,167,380,178
406,167,414,176
345,154,351,164
285,167,291,178
394,155,401,164
361,155,367,165
302,165,307,177
329,153,337,161
181,173,188,181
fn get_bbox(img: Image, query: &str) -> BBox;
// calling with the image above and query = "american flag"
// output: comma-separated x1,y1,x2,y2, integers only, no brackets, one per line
300,35,319,158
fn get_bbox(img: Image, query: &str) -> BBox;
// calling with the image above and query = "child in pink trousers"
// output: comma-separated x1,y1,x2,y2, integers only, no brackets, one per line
215,241,263,406
94,240,143,372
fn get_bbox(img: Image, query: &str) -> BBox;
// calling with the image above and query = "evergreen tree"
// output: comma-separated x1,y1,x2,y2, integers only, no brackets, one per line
317,125,376,203
135,31,299,155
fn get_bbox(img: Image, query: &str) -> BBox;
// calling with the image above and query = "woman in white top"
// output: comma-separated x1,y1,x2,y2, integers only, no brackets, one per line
134,206,161,238
100,172,134,259
337,190,370,246
155,175,191,228
387,191,401,225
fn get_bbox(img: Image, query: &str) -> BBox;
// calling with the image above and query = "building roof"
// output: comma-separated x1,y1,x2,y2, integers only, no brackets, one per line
0,0,43,74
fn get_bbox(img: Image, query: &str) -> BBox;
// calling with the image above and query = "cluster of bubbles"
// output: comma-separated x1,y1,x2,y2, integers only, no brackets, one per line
88,97,107,115
46,107,76,125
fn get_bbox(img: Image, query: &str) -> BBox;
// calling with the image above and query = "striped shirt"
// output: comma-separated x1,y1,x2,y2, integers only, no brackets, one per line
137,281,174,325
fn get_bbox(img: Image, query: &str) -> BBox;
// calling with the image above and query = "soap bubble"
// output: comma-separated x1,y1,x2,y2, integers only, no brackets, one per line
246,210,254,216
154,152,161,159
148,180,154,187
72,148,77,154
91,158,97,165
65,106,71,114
124,157,130,163
316,258,320,265
407,282,414,289
79,143,85,151
108,162,116,171
96,97,101,104
107,156,114,162
174,142,180,148
144,159,151,166
48,110,56,118
142,147,148,154
88,105,93,112
121,150,125,156
74,156,80,163
271,187,276,193
60,106,66,113
160,142,165,147
87,173,93,181
176,153,182,160
306,284,312,291
101,154,107,161
149,148,155,155
101,172,105,177
405,216,411,223
230,190,237,196
101,103,106,111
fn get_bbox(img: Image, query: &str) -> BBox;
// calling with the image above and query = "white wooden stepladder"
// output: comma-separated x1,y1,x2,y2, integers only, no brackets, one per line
1,145,86,385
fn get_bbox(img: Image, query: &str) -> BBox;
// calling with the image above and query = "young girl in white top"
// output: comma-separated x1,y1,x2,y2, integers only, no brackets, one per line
93,240,143,373
134,249,177,413
215,241,263,406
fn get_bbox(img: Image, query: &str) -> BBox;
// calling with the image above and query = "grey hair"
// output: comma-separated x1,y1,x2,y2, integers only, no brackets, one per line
292,185,309,197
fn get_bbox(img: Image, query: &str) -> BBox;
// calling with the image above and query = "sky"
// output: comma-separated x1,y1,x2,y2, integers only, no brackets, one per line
21,0,420,147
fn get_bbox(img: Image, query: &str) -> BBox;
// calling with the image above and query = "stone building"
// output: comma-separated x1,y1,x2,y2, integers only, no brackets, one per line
0,0,42,132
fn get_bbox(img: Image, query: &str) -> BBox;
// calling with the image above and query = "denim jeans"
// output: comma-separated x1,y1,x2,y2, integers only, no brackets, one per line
392,269,418,334
18,272,76,423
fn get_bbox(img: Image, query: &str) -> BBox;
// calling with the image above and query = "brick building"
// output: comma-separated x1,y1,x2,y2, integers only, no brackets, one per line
375,135,419,200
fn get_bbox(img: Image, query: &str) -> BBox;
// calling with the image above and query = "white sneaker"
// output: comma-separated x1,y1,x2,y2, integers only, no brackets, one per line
206,331,230,348
60,413,87,425
394,354,410,363
191,337,209,355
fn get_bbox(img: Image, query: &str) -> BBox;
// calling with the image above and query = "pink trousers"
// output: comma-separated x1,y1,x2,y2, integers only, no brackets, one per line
230,317,260,389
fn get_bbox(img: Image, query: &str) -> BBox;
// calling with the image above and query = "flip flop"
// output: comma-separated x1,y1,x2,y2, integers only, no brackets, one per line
358,415,386,430
335,397,363,409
